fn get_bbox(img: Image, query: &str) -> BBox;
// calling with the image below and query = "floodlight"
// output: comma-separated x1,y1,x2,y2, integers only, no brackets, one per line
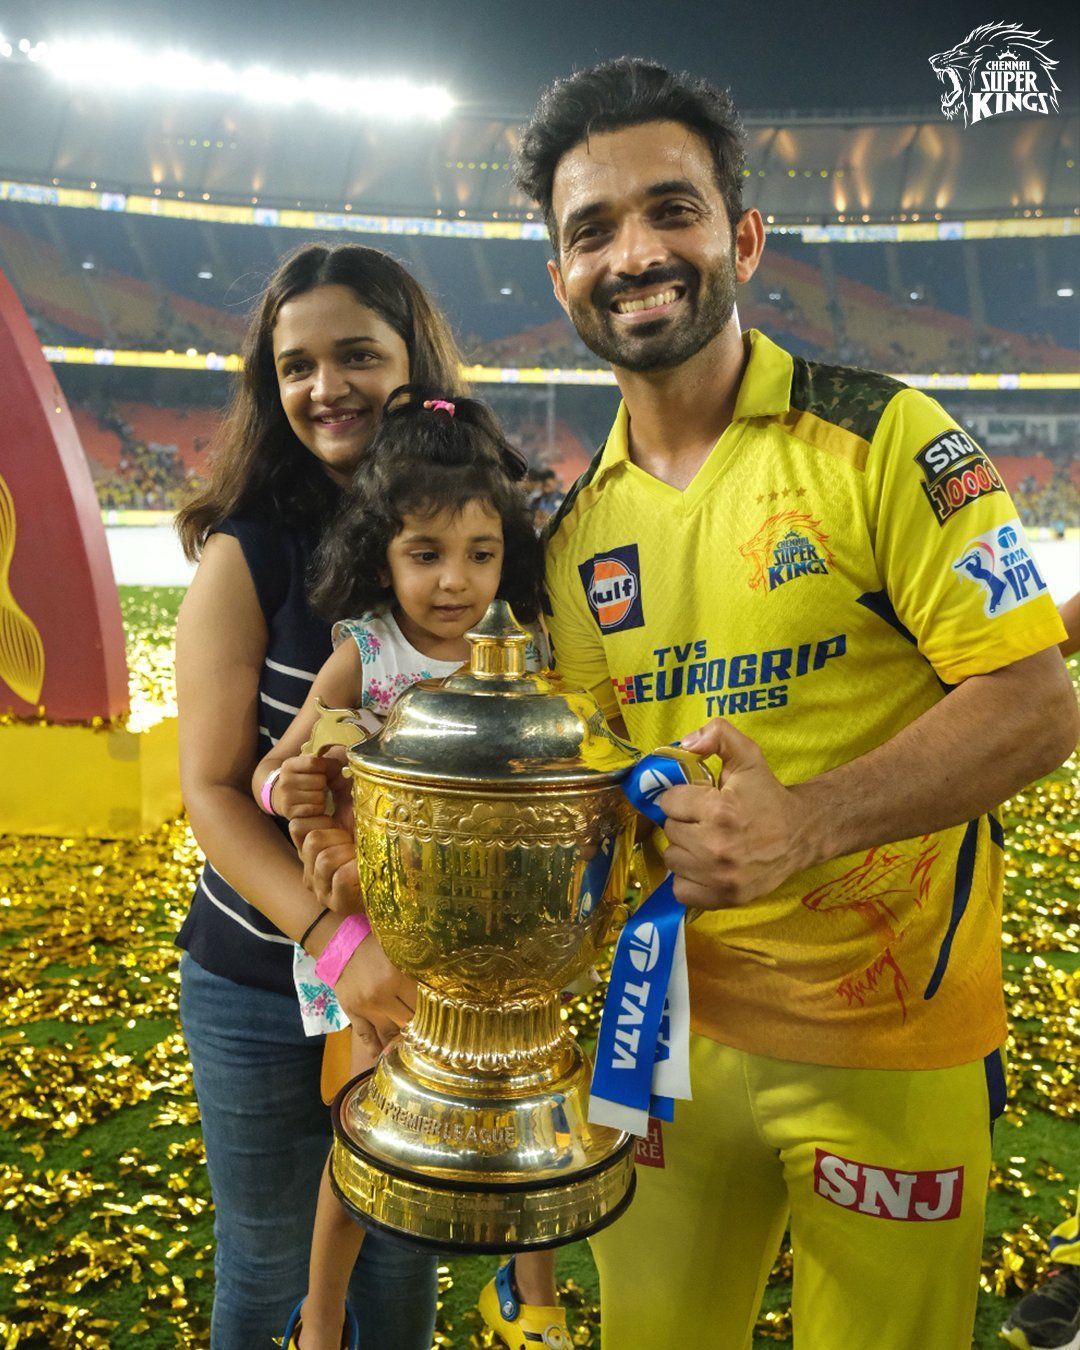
34,36,454,119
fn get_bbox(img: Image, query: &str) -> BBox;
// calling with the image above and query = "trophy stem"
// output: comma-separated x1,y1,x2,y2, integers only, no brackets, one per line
401,985,574,1090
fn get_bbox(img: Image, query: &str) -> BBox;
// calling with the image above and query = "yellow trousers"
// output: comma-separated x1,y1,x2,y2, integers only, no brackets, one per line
590,1033,1002,1349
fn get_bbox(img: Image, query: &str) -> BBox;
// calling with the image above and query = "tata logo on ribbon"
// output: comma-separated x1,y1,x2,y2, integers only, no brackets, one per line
629,921,660,974
578,543,645,634
637,766,675,805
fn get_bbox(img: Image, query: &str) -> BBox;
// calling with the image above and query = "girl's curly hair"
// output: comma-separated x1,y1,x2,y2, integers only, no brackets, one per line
309,385,543,624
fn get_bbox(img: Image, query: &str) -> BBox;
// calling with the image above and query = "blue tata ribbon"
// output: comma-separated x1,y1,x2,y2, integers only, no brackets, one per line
588,749,702,1137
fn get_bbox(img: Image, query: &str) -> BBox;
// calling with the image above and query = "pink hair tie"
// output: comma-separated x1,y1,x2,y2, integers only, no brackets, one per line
429,399,455,417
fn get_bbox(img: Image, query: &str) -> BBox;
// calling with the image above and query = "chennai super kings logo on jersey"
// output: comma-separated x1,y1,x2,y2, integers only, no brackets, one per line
740,511,835,593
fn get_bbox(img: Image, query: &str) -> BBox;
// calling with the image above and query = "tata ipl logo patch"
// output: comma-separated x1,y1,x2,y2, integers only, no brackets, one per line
740,511,834,593
578,543,644,633
952,518,1047,616
929,22,1060,127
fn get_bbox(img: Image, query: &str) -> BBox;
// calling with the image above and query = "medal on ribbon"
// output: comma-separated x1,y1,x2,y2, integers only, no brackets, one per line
588,746,713,1137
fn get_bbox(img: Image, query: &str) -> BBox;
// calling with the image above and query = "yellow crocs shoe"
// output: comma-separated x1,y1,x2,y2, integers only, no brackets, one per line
478,1258,573,1350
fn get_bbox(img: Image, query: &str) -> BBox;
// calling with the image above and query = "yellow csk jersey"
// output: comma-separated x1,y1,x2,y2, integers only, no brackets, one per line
545,329,1066,1071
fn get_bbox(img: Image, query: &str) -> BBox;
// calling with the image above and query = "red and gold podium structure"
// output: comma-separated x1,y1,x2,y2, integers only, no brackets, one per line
0,269,180,836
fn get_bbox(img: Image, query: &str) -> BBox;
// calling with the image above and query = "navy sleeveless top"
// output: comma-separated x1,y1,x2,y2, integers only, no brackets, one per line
176,513,334,995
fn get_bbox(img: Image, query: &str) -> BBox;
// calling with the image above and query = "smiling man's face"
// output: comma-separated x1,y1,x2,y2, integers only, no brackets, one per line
548,119,741,373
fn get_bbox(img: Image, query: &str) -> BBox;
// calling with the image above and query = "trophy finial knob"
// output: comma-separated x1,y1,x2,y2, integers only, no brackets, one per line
466,600,529,679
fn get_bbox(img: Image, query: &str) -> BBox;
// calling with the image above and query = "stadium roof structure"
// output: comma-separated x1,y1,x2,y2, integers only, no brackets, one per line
0,50,1077,231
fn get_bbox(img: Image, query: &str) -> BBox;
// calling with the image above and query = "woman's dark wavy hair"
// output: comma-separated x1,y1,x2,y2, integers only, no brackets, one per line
175,244,463,559
514,57,746,252
309,386,543,625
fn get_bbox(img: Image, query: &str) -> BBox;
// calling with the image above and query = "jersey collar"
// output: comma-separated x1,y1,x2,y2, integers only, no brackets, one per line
595,328,794,483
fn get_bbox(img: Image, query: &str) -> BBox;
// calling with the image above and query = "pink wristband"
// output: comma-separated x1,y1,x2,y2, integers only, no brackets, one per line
259,767,282,815
315,913,372,988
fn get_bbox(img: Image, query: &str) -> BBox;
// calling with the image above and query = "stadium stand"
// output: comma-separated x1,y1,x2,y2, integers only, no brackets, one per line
114,403,219,469
0,218,244,351
70,404,123,471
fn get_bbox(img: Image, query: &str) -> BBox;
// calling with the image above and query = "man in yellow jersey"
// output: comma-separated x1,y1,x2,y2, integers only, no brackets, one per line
513,58,1079,1350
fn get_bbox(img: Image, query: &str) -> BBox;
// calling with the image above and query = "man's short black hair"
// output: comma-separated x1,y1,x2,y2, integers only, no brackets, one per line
514,57,747,251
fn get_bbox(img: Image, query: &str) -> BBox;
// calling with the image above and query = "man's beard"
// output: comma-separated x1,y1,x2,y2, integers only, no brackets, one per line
565,252,737,373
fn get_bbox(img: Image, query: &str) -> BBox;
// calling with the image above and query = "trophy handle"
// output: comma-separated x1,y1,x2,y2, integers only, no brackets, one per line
647,742,715,790
301,698,370,760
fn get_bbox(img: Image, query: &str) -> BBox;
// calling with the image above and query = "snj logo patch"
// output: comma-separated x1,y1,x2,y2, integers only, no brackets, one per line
952,519,1048,617
814,1148,964,1222
578,544,645,633
914,428,1005,526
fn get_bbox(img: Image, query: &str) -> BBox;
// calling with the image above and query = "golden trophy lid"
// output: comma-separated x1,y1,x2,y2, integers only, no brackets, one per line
349,600,638,787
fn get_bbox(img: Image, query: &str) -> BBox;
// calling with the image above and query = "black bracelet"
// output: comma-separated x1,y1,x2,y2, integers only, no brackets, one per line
299,908,332,950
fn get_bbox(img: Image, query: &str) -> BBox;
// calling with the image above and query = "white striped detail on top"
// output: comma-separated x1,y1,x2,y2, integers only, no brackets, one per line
259,691,302,715
199,868,294,945
265,657,317,681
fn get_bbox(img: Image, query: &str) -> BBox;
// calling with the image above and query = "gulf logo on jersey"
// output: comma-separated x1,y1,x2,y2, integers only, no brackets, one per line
578,543,645,633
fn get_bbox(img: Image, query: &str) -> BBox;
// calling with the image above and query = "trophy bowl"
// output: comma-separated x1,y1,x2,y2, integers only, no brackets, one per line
307,602,640,1252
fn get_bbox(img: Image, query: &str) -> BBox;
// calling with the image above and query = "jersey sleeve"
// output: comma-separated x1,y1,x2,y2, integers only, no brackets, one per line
863,388,1066,684
543,532,620,721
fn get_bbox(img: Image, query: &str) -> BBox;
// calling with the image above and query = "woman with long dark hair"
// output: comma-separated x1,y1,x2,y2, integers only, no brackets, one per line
174,244,459,1349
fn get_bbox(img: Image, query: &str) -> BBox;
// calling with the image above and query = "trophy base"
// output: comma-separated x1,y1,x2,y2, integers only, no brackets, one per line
330,1066,637,1253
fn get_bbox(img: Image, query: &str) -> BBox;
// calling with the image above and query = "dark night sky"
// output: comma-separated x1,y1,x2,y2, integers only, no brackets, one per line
2,0,1076,118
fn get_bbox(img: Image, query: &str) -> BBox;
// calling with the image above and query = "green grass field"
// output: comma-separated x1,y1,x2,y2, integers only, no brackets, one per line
0,585,1075,1348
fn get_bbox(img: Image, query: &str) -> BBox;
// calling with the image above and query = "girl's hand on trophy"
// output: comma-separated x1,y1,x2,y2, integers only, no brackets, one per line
336,935,417,1047
276,753,331,818
346,1013,397,1058
322,747,356,833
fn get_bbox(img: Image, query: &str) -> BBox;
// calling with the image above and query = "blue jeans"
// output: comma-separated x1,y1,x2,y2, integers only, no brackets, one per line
179,953,438,1350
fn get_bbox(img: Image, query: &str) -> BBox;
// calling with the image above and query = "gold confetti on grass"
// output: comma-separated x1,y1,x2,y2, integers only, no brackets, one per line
0,602,1074,1346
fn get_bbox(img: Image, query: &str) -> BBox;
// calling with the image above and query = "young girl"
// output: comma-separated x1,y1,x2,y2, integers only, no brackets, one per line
253,387,573,1350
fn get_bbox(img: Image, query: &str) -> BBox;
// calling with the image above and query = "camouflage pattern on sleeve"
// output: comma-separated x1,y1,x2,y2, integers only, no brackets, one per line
790,357,907,443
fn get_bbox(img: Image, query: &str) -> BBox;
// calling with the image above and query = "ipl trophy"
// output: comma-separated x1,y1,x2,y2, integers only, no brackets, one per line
307,602,642,1252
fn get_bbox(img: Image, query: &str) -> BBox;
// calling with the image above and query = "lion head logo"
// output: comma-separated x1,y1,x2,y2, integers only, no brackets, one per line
929,21,1060,127
739,510,834,592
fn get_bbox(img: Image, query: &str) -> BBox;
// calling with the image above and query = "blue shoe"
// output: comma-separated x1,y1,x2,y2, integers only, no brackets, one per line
280,1300,360,1350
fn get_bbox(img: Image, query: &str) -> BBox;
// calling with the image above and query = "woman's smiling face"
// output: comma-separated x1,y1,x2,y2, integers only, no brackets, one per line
273,284,411,485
